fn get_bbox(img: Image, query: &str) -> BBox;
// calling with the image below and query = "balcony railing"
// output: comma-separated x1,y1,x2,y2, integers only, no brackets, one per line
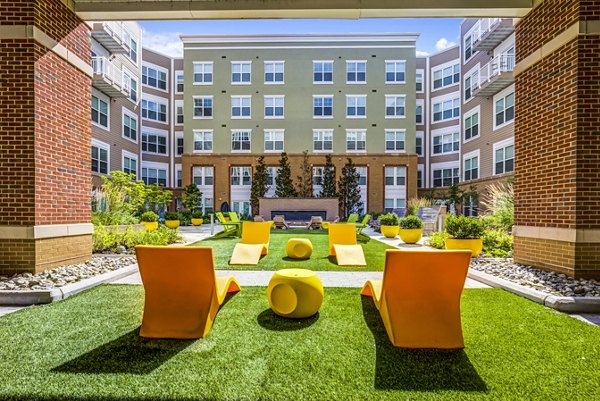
472,18,515,51
472,53,515,97
91,57,129,98
91,22,131,54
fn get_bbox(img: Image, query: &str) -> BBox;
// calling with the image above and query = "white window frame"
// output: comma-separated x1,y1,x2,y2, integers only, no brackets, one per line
416,131,424,157
431,93,460,123
385,95,406,119
385,129,406,153
141,161,168,187
264,60,284,84
264,95,284,119
432,126,460,156
141,94,168,123
141,127,169,156
193,130,213,153
432,60,460,91
121,107,138,144
416,99,424,125
385,60,406,84
175,70,184,93
175,132,184,157
231,95,251,119
175,100,184,126
91,138,110,175
142,62,168,92
264,129,284,152
463,63,480,104
493,138,515,176
91,90,109,131
193,95,213,120
193,62,213,85
193,166,214,187
231,129,251,153
346,95,367,119
313,95,334,119
230,166,252,186
122,67,138,103
122,149,138,179
346,129,366,153
346,60,367,84
416,69,424,93
417,164,425,188
493,85,515,130
384,166,407,187
463,149,480,182
463,22,480,64
231,61,251,85
175,164,183,188
313,129,333,153
313,60,334,84
431,161,460,188
463,105,481,143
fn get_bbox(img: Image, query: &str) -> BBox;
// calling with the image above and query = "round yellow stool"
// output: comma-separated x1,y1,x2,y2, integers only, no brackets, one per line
285,238,313,259
267,269,324,318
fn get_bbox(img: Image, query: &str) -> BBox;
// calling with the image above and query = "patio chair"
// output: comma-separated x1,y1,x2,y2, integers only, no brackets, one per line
253,215,264,222
361,249,472,349
346,213,359,224
356,214,372,243
328,223,366,266
273,214,290,229
229,221,272,265
135,246,240,339
213,212,241,238
306,216,323,230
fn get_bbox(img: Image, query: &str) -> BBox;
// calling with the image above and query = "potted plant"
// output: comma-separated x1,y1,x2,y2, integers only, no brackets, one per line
379,213,400,238
399,215,424,244
444,215,485,256
164,211,181,229
140,211,159,232
191,211,203,226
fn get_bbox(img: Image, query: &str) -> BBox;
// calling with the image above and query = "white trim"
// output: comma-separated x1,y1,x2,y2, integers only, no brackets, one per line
384,59,407,84
312,60,334,85
121,149,139,179
192,129,214,154
264,60,285,85
192,61,214,86
230,95,252,119
312,94,334,119
263,129,285,153
180,34,420,44
91,138,110,175
493,84,515,131
264,95,285,119
345,128,367,153
141,126,169,156
463,105,481,144
141,94,168,124
230,60,252,85
121,107,138,144
431,92,461,124
431,160,460,188
174,99,184,126
345,94,367,119
141,61,169,93
463,62,480,104
231,129,252,153
122,66,138,105
492,137,515,176
384,128,406,154
384,94,406,119
463,21,480,64
192,95,214,120
431,125,461,156
416,131,424,157
141,161,169,186
417,164,425,188
91,89,110,131
345,60,367,85
431,59,460,92
175,164,183,188
175,132,184,157
416,98,425,126
174,69,184,93
416,68,425,93
185,45,416,50
312,129,334,153
462,149,480,182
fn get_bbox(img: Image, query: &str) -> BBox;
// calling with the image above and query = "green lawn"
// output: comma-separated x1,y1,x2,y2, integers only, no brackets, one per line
192,228,393,271
0,285,598,401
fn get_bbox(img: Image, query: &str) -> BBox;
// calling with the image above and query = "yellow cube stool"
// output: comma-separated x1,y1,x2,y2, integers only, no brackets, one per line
267,269,324,318
285,238,313,259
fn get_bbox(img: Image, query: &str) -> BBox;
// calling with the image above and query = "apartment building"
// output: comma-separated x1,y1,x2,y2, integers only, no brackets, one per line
179,34,421,215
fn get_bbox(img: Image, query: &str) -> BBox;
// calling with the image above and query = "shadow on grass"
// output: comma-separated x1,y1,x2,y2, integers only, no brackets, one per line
257,309,319,331
0,396,218,401
281,256,311,262
52,328,194,375
361,297,488,392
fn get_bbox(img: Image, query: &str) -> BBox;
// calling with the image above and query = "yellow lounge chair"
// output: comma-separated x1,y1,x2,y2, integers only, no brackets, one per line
135,246,240,339
361,249,472,349
328,223,366,266
229,221,272,265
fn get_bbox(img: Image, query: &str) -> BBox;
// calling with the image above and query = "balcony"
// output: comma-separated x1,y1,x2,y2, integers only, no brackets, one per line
90,22,131,54
472,53,515,97
472,18,515,52
91,57,130,98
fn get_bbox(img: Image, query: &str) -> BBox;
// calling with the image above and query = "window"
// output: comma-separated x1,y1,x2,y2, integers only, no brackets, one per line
433,97,460,122
91,94,108,128
193,96,213,118
231,62,251,84
142,132,167,155
312,167,327,186
142,65,167,90
433,167,460,187
385,61,405,83
123,111,137,142
265,61,284,83
463,195,478,217
346,95,366,118
176,136,184,156
232,201,251,215
176,167,182,188
346,129,366,152
356,166,367,186
385,130,405,152
313,61,333,83
346,61,366,83
264,130,284,152
313,96,333,118
385,167,406,186
91,140,108,174
141,99,167,122
464,33,474,62
433,64,460,89
193,62,213,84
203,197,214,214
384,198,406,214
122,154,137,177
264,96,284,118
231,96,251,118
123,70,137,102
495,142,514,175
175,71,184,92
231,167,251,186
193,130,213,152
433,131,460,154
416,134,423,156
416,69,424,92
266,167,279,187
313,130,333,152
175,101,184,125
385,95,405,118
193,166,214,186
416,100,423,124
495,92,515,127
417,169,423,188
129,37,137,63
465,111,479,141
464,75,473,101
464,155,479,181
142,167,167,186
231,130,251,152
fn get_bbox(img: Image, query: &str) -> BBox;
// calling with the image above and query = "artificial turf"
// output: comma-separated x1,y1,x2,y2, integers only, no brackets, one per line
0,285,598,401
191,228,394,271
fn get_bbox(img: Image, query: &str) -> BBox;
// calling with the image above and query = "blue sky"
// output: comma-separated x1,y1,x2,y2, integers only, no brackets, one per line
139,18,462,58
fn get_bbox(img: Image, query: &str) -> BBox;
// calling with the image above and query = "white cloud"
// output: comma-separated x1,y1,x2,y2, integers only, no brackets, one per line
435,37,457,51
142,30,183,58
416,50,429,57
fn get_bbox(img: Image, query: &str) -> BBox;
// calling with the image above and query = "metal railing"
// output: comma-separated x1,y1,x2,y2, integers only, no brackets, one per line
472,53,515,92
472,18,502,43
91,57,129,92
99,22,131,53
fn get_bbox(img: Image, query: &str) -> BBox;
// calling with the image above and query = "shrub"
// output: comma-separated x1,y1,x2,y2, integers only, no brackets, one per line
164,211,180,221
482,229,513,257
368,211,384,221
481,181,514,232
93,225,182,253
427,231,449,249
379,213,400,226
192,211,203,219
179,211,192,226
140,211,158,223
399,215,424,229
445,215,485,239
406,197,433,216
92,210,139,226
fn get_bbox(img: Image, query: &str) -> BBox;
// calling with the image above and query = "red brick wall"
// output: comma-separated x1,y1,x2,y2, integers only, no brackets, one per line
0,1,34,24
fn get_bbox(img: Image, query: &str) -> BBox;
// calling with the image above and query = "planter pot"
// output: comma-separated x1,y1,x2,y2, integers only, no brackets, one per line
165,220,180,229
380,225,400,238
399,228,423,244
142,221,158,232
445,238,483,257
191,218,203,226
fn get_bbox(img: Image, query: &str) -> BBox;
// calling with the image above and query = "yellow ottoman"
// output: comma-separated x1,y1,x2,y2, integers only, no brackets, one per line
267,269,324,318
285,238,313,259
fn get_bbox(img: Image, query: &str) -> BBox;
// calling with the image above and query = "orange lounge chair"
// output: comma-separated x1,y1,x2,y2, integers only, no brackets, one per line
135,246,240,339
229,221,272,265
328,223,366,266
361,249,472,349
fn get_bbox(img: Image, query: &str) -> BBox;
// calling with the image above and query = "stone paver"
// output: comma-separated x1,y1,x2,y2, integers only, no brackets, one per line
0,306,24,317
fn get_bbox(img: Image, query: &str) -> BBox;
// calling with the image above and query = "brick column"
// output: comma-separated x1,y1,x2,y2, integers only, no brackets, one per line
0,0,92,274
513,0,600,279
